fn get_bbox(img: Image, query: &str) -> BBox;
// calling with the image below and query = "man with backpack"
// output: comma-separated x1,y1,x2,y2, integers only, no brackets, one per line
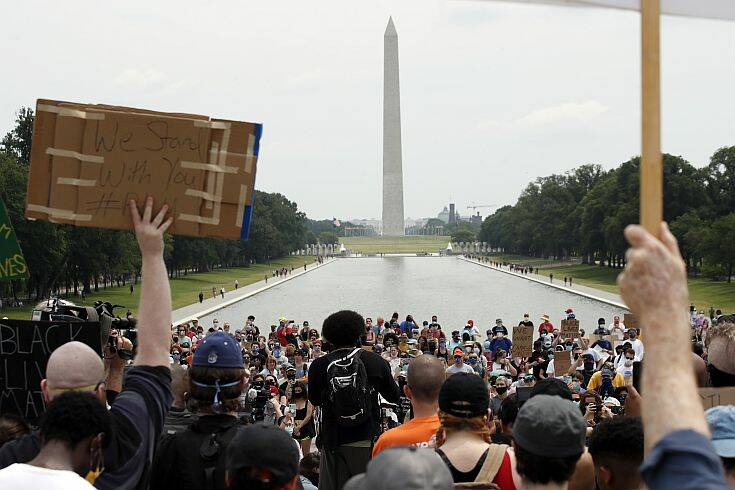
308,310,400,490
151,331,247,490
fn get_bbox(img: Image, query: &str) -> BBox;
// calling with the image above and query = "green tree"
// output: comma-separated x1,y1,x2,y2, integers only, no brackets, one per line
700,213,735,282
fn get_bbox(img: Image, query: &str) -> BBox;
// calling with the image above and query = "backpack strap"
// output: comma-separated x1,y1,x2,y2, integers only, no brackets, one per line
474,444,508,483
198,419,241,490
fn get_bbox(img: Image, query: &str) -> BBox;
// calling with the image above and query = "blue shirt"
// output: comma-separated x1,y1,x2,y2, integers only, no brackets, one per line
641,429,728,490
488,338,512,358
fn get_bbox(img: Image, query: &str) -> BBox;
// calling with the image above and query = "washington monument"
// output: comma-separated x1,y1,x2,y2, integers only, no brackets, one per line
382,17,405,236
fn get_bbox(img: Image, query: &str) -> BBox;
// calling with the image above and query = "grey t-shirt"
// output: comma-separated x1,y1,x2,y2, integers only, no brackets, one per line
446,363,475,375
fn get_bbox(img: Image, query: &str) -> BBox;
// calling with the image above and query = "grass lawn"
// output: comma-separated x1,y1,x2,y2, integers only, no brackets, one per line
2,256,315,320
341,236,450,254
484,253,734,311
536,264,735,312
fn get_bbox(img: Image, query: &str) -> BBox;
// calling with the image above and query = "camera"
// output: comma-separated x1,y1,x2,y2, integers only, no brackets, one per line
33,299,136,359
247,379,272,422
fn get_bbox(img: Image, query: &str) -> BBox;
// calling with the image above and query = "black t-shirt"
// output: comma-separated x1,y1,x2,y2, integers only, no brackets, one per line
518,320,534,327
0,365,172,490
308,347,400,448
152,414,241,490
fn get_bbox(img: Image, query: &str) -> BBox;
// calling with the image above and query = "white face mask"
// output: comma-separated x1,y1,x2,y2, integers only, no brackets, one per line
473,348,481,354
285,426,294,435
624,359,633,367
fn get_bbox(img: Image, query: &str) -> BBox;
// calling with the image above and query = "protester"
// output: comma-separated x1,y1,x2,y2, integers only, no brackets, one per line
372,355,444,456
225,423,300,490
152,331,247,489
290,381,315,456
344,447,452,490
0,415,30,449
307,310,400,490
588,416,645,490
434,373,516,488
0,392,111,489
513,395,586,489
0,198,174,490
704,320,735,386
705,406,735,488
618,222,729,488
446,347,475,375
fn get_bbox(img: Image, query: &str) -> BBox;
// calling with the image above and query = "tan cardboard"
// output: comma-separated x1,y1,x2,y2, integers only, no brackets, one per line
26,99,262,240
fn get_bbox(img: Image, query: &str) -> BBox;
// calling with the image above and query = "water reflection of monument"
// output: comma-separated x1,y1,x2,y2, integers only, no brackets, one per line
381,17,405,236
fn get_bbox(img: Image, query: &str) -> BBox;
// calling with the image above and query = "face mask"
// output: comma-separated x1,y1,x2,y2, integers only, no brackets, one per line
274,349,281,358
571,381,581,392
495,386,508,395
285,426,294,435
473,348,481,354
314,345,321,351
540,333,547,338
565,345,573,351
629,332,637,339
548,353,555,360
454,356,463,363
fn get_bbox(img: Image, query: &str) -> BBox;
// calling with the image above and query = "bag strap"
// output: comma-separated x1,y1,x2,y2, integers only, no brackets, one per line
474,444,508,483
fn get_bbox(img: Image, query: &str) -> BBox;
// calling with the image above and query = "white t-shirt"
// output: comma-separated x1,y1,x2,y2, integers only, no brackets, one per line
616,360,634,380
629,339,645,361
0,464,93,489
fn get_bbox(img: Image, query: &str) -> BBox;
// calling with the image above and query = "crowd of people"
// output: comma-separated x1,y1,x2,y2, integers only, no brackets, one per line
0,201,732,490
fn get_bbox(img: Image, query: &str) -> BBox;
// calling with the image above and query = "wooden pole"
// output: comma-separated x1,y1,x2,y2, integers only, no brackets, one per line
641,0,662,236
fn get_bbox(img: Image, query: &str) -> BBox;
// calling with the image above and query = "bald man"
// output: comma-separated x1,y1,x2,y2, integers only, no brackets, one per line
372,355,445,456
0,197,174,490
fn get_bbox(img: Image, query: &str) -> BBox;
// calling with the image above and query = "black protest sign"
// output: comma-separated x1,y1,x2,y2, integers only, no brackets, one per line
0,320,101,422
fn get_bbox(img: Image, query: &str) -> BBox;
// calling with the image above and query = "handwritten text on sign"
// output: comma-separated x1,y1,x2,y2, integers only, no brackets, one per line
511,326,533,358
561,319,580,339
0,320,101,422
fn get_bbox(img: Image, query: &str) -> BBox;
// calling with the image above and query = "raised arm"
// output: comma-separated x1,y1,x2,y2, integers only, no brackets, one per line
129,197,173,367
618,223,709,452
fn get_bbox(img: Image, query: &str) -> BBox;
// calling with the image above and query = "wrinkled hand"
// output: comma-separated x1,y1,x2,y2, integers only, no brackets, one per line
129,197,173,257
617,223,689,325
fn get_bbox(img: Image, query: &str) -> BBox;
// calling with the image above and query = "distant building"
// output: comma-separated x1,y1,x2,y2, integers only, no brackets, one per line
437,206,450,223
449,203,457,224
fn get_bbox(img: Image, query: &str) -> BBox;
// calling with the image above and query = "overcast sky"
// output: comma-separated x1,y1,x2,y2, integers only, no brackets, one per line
2,1,734,221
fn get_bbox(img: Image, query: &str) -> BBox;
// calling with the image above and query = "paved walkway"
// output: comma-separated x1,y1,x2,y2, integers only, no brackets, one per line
459,256,628,309
172,258,337,324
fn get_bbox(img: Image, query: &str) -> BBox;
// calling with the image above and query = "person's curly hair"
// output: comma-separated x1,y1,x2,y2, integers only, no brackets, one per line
322,310,364,348
40,391,111,449
435,411,491,447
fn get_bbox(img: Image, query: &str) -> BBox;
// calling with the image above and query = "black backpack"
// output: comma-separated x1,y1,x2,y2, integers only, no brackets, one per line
325,348,371,426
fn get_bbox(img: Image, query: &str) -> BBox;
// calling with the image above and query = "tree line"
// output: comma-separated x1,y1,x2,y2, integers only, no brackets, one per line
0,108,310,301
478,151,735,282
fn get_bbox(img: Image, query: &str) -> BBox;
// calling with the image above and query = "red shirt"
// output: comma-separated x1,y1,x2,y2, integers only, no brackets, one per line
538,321,554,334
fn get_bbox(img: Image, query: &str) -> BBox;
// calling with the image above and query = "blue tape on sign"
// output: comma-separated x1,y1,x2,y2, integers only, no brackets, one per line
240,202,254,240
253,123,263,157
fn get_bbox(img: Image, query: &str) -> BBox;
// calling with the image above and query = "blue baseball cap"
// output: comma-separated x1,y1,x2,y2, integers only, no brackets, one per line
193,332,243,368
706,405,735,458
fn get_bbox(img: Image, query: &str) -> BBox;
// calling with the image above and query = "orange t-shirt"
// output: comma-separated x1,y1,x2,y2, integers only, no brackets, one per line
372,414,440,457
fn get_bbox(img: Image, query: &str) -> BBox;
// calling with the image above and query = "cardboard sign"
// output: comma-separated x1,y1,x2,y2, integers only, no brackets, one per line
698,387,735,410
511,325,533,358
560,319,580,339
624,314,639,332
0,320,102,422
26,99,262,240
0,200,29,281
554,355,572,376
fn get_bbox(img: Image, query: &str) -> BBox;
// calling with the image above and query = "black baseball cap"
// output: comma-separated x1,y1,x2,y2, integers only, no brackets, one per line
439,372,489,418
226,423,299,485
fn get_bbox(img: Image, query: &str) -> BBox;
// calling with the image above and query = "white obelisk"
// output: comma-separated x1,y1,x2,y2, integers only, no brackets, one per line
382,17,405,236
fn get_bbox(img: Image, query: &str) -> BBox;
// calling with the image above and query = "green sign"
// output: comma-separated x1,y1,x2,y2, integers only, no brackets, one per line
0,200,28,280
